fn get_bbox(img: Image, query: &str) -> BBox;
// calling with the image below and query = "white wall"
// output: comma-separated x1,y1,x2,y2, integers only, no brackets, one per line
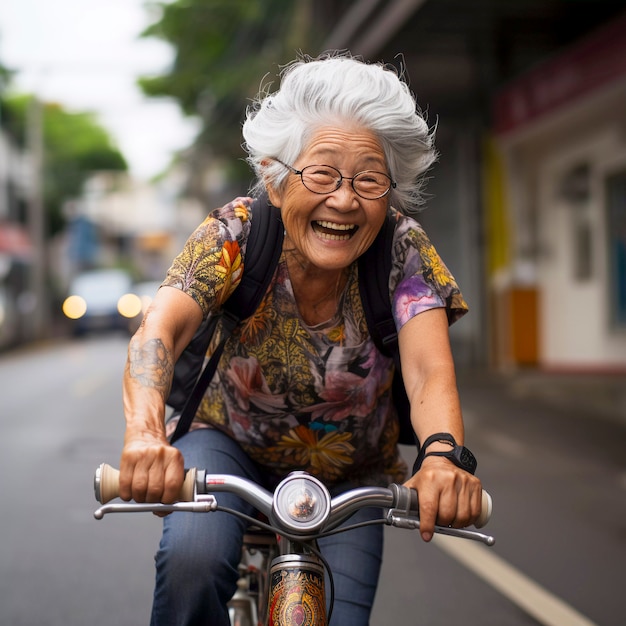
502,83,626,369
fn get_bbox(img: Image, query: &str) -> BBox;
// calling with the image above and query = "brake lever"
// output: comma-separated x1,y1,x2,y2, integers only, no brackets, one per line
386,509,496,546
94,494,218,520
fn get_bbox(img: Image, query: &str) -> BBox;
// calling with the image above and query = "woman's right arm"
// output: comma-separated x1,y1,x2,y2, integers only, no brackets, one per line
119,285,203,504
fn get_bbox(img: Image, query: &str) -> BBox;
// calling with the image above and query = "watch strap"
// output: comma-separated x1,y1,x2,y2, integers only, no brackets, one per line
413,432,456,474
422,447,477,475
412,432,477,475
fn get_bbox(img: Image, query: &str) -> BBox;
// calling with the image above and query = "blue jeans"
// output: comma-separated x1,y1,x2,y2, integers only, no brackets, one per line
150,429,383,626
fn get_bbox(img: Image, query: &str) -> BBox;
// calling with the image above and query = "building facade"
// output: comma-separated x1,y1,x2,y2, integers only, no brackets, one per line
318,0,626,371
0,119,36,349
490,14,626,370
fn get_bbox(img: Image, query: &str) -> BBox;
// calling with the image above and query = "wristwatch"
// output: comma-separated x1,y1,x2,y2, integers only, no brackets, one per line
412,432,477,475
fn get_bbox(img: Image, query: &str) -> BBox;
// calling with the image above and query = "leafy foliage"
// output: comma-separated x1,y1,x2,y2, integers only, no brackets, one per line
138,0,318,170
0,62,13,91
2,95,127,236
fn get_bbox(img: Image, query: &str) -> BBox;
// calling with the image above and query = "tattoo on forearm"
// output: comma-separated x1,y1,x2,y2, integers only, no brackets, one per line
128,337,173,400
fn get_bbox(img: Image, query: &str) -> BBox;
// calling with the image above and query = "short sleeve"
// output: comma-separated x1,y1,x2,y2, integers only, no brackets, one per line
161,197,253,318
390,211,468,330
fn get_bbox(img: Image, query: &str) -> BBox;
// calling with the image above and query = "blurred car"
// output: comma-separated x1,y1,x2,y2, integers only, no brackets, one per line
62,268,143,336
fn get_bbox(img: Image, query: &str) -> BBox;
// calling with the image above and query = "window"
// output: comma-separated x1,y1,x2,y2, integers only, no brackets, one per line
605,171,626,328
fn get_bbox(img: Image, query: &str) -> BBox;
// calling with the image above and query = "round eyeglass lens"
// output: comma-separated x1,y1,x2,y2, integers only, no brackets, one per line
300,165,391,199
353,171,392,198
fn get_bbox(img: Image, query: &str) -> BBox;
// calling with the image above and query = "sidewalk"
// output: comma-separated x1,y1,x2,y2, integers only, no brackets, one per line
457,367,626,429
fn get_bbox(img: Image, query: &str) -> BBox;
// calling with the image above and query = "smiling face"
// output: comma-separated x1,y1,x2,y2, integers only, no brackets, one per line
267,126,390,272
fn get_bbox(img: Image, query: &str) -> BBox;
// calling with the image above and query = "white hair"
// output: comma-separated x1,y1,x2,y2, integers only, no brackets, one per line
242,52,437,214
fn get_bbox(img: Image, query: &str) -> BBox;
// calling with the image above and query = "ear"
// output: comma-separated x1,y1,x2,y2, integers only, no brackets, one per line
260,158,283,207
266,184,283,208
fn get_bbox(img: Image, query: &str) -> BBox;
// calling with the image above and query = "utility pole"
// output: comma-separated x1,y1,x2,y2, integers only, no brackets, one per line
26,95,47,341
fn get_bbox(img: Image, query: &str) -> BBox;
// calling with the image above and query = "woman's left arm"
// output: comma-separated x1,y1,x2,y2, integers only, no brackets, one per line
398,307,483,541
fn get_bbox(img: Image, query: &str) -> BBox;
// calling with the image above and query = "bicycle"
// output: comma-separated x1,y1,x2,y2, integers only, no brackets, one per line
94,463,494,626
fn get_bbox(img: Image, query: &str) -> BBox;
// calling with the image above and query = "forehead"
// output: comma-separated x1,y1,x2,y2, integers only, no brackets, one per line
301,126,386,166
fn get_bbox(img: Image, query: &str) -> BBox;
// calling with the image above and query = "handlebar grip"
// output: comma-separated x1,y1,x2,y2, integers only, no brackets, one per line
476,489,492,529
94,463,197,504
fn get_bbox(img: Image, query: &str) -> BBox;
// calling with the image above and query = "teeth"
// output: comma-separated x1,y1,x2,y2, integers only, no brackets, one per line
315,220,355,231
320,232,351,241
312,220,357,241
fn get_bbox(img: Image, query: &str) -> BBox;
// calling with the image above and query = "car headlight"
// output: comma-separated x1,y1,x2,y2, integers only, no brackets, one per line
117,293,143,318
62,295,87,319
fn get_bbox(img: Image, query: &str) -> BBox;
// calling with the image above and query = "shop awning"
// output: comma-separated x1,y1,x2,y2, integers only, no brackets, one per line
493,13,626,135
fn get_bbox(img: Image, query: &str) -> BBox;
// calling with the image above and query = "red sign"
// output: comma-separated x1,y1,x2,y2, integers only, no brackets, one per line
493,12,626,135
0,223,33,259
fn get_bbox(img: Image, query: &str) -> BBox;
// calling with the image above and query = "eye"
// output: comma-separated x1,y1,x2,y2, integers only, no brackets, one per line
357,172,387,184
302,166,340,189
307,166,336,178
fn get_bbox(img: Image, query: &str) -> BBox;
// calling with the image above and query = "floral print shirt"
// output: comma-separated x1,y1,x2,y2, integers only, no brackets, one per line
163,197,468,486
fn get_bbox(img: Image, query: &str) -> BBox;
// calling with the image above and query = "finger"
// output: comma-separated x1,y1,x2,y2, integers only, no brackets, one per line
161,451,185,504
417,489,439,542
471,482,485,525
118,460,134,502
144,464,166,503
119,450,142,502
448,477,483,528
435,493,458,527
448,487,471,528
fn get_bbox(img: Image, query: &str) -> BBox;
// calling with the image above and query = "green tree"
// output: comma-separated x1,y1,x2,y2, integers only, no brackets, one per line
138,0,316,182
2,94,127,236
0,62,13,93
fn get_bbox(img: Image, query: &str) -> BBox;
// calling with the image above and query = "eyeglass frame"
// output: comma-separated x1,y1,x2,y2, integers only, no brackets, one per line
273,159,396,200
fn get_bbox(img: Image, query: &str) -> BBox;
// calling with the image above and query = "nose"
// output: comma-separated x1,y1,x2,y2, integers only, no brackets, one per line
327,177,359,209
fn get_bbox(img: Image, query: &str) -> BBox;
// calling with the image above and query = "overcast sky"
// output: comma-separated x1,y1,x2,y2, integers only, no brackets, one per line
0,0,200,180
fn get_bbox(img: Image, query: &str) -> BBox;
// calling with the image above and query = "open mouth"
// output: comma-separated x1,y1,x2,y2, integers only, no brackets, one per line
312,220,358,241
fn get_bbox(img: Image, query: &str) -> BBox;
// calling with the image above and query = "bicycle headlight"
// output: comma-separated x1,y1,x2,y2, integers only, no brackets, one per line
272,473,331,533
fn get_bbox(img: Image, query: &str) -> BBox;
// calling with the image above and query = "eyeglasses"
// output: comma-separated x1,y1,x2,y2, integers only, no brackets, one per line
275,159,396,200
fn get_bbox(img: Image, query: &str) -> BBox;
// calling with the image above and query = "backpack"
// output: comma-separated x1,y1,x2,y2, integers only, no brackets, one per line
168,194,416,448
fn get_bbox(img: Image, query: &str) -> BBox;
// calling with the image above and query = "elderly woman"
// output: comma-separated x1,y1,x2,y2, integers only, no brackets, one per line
119,52,483,626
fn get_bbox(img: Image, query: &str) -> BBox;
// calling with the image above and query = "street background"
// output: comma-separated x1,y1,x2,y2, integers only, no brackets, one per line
2,3,626,624
1,335,624,625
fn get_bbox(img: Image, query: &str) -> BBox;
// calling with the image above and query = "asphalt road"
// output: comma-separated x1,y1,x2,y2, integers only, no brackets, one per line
1,336,624,625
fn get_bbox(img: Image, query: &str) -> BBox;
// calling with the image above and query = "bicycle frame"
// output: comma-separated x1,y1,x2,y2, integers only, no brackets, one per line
229,526,277,625
94,464,494,625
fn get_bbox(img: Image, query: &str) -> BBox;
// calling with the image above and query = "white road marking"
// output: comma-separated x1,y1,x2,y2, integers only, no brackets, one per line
434,535,599,626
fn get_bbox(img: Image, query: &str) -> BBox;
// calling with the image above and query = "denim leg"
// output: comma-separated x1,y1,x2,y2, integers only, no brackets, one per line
318,507,384,626
150,429,262,626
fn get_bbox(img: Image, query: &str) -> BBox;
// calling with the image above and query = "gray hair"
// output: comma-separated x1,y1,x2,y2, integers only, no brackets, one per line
242,52,437,215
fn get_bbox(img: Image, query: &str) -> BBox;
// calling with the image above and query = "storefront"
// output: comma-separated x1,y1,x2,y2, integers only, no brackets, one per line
0,222,34,349
487,13,626,371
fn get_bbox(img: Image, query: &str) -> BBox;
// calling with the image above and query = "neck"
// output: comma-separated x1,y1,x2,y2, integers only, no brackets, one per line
284,248,348,325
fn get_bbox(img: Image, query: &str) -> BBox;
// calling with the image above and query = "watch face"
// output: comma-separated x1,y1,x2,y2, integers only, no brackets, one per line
459,447,477,473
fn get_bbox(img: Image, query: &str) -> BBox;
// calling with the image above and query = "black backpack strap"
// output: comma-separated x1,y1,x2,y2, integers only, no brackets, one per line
221,198,284,321
170,194,283,444
358,215,397,357
358,215,417,448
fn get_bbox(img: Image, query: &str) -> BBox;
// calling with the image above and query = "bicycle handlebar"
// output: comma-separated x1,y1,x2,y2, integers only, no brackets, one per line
94,463,494,545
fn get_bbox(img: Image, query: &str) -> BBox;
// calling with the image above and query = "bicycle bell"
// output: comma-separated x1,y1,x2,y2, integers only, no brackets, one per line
271,472,331,533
